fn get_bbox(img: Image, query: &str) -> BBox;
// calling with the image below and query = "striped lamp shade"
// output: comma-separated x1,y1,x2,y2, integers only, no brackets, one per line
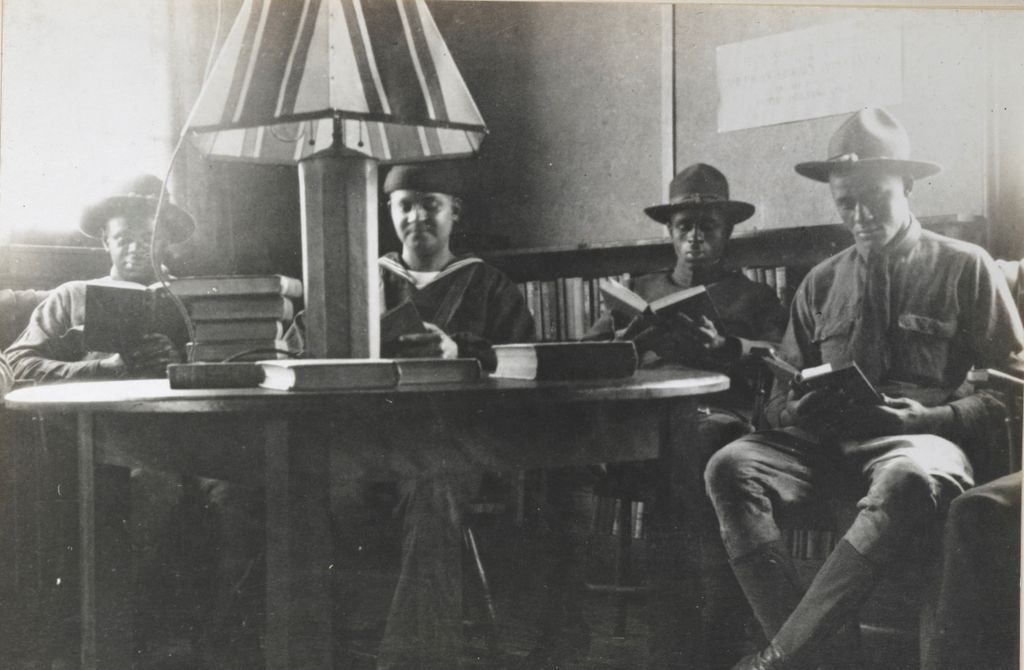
188,0,487,164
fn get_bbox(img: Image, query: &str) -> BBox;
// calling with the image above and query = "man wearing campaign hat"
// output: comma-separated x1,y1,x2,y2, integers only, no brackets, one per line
3,175,249,666
7,173,192,380
524,163,788,669
705,108,1024,669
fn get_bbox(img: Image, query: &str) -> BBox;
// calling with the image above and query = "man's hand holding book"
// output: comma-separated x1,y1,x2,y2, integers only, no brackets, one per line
98,333,183,378
764,352,957,442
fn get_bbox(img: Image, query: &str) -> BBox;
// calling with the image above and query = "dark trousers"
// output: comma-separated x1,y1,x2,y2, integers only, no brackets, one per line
921,471,1021,670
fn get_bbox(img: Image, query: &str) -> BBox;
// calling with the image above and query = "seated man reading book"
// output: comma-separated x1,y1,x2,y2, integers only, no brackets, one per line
6,174,187,381
527,163,788,670
3,176,258,667
287,161,534,669
705,108,1024,670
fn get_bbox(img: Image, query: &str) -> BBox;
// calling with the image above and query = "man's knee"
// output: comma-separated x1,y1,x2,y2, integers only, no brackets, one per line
866,456,941,524
704,438,763,503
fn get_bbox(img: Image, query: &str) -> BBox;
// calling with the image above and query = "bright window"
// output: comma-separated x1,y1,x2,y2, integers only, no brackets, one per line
0,0,174,237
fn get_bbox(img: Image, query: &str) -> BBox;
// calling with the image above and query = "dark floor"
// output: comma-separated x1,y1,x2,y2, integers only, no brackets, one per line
0,495,923,670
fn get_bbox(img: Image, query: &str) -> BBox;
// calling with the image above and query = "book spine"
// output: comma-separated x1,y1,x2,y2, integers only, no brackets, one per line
540,281,559,342
582,278,594,332
171,275,303,299
571,277,586,341
774,267,788,303
557,278,568,340
631,501,644,539
528,281,544,342
167,363,265,389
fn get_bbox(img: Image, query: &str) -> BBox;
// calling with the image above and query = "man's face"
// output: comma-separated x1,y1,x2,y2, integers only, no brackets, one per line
668,208,732,268
389,189,458,260
829,170,911,254
102,214,162,283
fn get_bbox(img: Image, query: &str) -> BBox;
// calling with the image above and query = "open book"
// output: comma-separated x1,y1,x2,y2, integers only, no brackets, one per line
760,352,883,405
380,300,428,356
83,280,186,353
599,278,726,333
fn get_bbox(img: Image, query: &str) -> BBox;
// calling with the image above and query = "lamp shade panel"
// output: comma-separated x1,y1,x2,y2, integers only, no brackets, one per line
188,0,487,164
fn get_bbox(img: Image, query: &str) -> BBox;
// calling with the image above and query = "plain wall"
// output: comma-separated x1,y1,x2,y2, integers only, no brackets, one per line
431,1,667,249
429,2,1022,252
673,5,1006,234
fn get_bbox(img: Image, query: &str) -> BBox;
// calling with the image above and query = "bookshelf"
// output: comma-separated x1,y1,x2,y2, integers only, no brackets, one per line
481,215,987,343
482,215,986,283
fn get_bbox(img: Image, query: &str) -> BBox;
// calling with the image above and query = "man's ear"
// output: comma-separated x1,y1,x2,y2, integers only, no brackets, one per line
99,224,111,251
450,196,463,222
903,176,914,196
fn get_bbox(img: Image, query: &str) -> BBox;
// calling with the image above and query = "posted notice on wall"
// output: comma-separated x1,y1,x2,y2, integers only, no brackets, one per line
716,20,902,133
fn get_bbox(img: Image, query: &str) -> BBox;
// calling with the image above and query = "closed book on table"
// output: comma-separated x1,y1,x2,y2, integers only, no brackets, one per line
394,358,482,384
170,274,303,299
186,339,291,362
192,319,288,342
259,359,400,391
167,362,265,389
187,295,295,321
490,341,638,380
83,280,186,353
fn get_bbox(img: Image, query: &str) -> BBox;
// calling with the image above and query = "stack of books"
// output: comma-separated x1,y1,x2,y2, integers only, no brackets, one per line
171,275,303,362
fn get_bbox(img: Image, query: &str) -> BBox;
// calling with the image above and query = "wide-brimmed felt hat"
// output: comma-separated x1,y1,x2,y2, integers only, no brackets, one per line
79,174,195,243
795,107,942,183
384,160,473,199
644,163,755,225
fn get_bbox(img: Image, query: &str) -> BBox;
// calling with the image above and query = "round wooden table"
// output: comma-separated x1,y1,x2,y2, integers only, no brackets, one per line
5,366,729,669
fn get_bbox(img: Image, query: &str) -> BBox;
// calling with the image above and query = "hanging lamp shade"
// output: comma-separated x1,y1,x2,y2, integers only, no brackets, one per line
187,0,487,164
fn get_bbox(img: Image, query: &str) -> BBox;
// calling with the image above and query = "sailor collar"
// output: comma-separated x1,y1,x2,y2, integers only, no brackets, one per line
378,253,484,285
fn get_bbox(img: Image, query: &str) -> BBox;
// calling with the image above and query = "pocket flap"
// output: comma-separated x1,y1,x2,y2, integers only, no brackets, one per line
898,313,956,338
813,316,854,342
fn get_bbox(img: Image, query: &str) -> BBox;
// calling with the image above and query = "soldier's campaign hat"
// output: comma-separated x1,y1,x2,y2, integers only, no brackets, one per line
80,174,195,243
795,107,942,183
644,163,755,225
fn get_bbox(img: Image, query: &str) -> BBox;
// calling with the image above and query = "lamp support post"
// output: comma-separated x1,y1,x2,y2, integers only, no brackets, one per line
298,123,380,359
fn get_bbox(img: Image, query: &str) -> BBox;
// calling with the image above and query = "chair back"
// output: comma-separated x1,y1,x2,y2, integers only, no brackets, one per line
0,289,50,351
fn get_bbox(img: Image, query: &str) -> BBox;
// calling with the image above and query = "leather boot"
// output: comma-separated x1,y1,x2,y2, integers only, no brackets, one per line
729,540,804,639
770,540,875,668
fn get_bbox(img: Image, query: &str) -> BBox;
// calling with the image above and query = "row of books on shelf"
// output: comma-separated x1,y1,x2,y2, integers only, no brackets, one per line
785,528,837,561
591,497,646,540
517,275,628,343
742,266,790,304
517,268,790,345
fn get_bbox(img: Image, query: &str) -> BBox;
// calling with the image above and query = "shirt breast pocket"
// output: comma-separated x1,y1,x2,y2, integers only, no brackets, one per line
896,313,957,380
812,313,855,365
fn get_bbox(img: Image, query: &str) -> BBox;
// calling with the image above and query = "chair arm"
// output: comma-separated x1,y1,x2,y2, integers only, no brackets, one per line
967,367,1024,389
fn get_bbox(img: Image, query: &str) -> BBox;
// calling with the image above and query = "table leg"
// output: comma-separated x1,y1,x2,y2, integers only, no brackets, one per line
77,413,132,669
77,412,96,669
264,417,334,669
647,398,709,669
